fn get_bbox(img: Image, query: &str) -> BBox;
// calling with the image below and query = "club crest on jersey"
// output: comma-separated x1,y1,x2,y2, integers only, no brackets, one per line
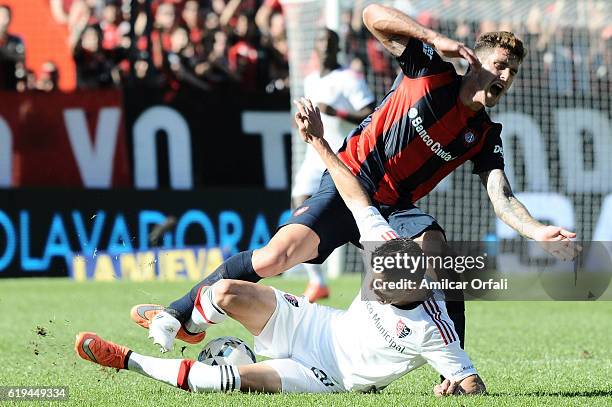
463,129,477,146
396,320,411,338
284,293,299,307
293,206,309,217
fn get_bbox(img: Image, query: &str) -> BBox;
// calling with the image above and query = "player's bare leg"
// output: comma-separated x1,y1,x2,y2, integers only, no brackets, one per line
251,224,320,278
79,283,289,394
136,224,319,351
203,279,278,336
75,332,284,393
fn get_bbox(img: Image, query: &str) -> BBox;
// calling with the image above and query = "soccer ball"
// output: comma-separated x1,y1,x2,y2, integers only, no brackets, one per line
197,336,256,366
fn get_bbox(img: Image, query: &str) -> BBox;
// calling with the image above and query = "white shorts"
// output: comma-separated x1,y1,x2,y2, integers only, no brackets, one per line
254,289,345,393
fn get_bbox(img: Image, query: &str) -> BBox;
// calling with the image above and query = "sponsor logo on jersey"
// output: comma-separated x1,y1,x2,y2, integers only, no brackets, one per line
493,145,504,156
408,108,456,162
293,206,309,217
365,301,407,354
396,320,411,338
408,107,419,119
284,293,299,307
422,43,434,60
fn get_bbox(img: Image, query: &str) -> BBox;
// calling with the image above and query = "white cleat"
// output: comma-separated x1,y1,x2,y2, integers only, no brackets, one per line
148,311,181,353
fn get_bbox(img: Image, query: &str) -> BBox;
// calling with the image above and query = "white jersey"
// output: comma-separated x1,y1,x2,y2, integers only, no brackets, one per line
328,294,473,391
292,68,375,197
255,207,477,393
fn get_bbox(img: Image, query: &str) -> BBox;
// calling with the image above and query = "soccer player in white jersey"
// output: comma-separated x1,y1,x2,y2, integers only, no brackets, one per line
75,98,484,396
293,28,375,302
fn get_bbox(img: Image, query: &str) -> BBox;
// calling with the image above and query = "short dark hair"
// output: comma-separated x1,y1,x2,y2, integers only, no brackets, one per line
475,31,527,63
371,237,425,277
370,237,426,304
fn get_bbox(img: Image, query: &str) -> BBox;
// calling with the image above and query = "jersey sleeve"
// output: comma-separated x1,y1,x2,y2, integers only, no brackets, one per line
345,74,375,111
421,342,478,382
396,38,454,78
420,301,478,381
354,206,399,244
471,123,505,174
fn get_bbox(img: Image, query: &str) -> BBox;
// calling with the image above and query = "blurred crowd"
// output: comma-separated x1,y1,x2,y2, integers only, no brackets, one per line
57,0,289,92
1,0,289,93
0,0,610,96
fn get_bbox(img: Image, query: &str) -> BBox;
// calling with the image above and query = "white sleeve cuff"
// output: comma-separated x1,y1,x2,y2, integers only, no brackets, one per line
353,206,398,243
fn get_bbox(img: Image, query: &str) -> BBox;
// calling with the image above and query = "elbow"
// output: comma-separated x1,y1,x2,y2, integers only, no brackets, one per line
362,4,382,30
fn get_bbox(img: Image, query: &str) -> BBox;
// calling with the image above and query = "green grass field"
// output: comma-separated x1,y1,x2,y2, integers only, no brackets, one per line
1,276,611,406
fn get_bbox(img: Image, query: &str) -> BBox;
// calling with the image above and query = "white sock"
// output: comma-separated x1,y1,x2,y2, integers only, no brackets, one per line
148,311,181,352
127,352,183,387
127,354,240,392
187,362,241,392
304,263,326,286
185,283,228,333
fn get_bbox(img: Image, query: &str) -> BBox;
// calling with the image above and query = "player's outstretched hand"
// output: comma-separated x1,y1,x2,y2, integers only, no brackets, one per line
294,97,324,143
432,34,481,69
533,225,582,261
433,379,462,397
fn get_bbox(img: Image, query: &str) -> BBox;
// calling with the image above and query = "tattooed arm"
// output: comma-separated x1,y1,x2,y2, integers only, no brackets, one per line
480,169,578,259
362,4,479,65
480,169,543,239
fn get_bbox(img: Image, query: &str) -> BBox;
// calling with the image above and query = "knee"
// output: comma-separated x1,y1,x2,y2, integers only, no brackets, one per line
212,280,241,311
253,245,291,277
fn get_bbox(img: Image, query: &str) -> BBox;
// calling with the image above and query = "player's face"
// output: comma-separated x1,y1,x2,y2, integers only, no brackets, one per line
315,30,339,65
477,47,520,107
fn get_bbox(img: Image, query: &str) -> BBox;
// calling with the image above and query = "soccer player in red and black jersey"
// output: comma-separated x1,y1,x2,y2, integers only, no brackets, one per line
133,4,578,352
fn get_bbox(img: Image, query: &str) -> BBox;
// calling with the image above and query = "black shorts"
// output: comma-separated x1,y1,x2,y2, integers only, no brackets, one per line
281,171,445,264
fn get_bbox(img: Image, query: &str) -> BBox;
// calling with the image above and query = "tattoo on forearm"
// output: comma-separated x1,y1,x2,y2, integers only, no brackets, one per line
486,171,541,238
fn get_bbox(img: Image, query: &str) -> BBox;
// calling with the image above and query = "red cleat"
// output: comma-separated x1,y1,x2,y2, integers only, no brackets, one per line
303,283,330,303
75,332,130,370
130,304,206,345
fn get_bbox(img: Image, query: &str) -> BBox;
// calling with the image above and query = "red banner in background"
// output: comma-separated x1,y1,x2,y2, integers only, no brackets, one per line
2,89,131,188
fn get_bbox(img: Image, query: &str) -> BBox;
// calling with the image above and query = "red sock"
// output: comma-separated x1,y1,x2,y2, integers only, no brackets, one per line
176,359,196,391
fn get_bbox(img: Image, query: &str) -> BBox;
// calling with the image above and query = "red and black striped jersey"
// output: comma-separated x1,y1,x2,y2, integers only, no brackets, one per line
338,38,505,206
